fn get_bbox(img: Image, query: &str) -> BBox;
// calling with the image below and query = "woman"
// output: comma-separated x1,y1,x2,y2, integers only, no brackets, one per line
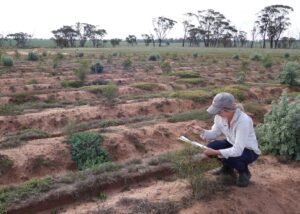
190,92,261,187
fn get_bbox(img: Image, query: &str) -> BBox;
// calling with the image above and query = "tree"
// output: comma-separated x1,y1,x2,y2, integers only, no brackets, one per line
182,13,195,47
52,25,78,47
250,26,257,48
110,38,122,47
190,9,236,47
126,35,137,46
7,32,32,48
152,16,177,46
255,5,293,48
141,34,152,46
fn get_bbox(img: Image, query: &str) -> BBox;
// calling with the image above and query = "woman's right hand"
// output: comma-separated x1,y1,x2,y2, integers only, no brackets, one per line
187,122,204,135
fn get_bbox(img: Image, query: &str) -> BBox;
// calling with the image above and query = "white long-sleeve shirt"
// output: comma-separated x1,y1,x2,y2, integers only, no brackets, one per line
201,108,261,159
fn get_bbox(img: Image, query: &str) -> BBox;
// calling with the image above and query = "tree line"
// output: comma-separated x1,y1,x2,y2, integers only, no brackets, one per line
0,4,297,49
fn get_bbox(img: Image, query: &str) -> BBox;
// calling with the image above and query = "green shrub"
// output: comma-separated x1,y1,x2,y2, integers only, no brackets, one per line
175,78,202,84
283,52,290,59
0,154,13,175
1,56,13,67
54,53,64,60
279,62,300,86
76,52,84,57
27,52,39,61
68,132,109,170
75,60,88,82
171,71,199,78
170,89,211,103
193,53,198,58
28,79,38,85
262,55,273,68
168,110,211,123
61,80,83,88
250,53,262,61
160,61,172,73
256,90,300,160
232,54,239,60
148,53,160,61
90,61,104,73
82,83,118,100
131,82,160,91
122,58,132,70
10,92,39,104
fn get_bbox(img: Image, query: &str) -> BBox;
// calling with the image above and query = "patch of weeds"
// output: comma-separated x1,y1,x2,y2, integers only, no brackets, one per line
0,154,13,176
232,54,239,60
262,55,273,68
0,129,49,149
148,53,160,61
1,56,13,67
250,53,262,61
131,82,160,91
170,89,211,103
96,192,107,201
147,158,159,166
193,53,199,58
127,158,142,165
10,92,39,104
0,104,22,115
122,58,133,70
68,132,109,170
175,78,202,85
0,177,54,212
61,80,83,88
283,52,290,59
90,61,104,74
160,61,172,73
168,109,211,123
212,85,248,101
243,102,267,122
27,52,39,61
170,71,199,78
82,83,118,100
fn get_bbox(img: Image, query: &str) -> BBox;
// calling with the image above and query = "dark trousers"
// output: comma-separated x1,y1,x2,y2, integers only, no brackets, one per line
207,140,259,174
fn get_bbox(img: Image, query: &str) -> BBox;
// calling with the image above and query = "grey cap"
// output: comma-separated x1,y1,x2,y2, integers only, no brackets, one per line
207,92,236,114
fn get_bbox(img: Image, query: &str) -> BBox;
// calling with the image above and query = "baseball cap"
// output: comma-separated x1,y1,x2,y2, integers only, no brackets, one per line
207,92,236,114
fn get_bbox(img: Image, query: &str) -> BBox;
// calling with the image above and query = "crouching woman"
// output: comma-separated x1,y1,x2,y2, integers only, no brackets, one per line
190,92,261,187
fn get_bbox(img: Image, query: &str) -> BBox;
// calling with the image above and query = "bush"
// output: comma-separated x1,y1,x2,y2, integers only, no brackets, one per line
131,82,160,91
283,52,290,59
75,60,88,82
148,53,160,61
232,54,239,60
90,61,104,73
160,61,172,73
68,132,109,170
250,53,262,61
279,62,300,86
1,56,13,67
61,80,83,88
192,53,198,58
0,154,13,175
76,52,84,57
262,55,273,68
82,83,118,100
27,52,39,61
10,92,39,104
256,90,300,160
171,71,199,78
122,58,132,70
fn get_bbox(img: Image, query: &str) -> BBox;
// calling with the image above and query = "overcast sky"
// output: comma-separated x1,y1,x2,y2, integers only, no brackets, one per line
1,0,299,39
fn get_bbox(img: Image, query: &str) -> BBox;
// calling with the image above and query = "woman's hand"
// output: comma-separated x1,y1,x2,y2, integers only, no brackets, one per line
203,148,221,156
187,122,204,135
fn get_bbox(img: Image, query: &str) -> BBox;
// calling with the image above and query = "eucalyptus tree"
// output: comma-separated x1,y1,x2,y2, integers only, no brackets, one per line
152,16,177,46
141,34,152,46
255,5,293,48
52,25,78,47
7,32,32,48
126,35,137,46
182,13,195,47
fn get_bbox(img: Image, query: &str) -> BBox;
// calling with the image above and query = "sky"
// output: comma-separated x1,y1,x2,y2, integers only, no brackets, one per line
1,0,299,40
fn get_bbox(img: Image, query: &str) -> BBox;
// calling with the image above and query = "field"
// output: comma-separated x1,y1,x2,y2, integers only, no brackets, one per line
0,46,299,213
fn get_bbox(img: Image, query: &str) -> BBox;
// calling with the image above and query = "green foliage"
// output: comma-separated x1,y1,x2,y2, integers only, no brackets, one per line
27,52,39,61
1,56,14,67
171,71,200,78
75,60,88,82
160,61,172,73
256,90,300,160
148,53,160,61
192,53,199,58
131,82,160,91
82,83,118,100
54,53,64,60
76,52,84,57
175,78,202,84
61,80,83,88
283,52,290,59
90,61,104,73
250,53,262,61
0,154,13,175
68,132,109,170
168,110,211,123
10,92,39,104
170,89,211,103
0,177,54,212
232,54,239,60
262,55,273,68
122,58,132,70
279,62,300,86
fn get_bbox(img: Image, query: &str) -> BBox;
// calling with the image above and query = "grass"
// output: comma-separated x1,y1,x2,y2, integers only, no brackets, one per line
170,71,200,78
168,109,211,123
175,78,203,84
131,82,161,91
81,84,118,99
0,155,13,176
170,89,212,103
0,129,49,149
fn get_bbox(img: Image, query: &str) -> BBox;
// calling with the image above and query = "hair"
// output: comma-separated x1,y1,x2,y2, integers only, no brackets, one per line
223,103,244,112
